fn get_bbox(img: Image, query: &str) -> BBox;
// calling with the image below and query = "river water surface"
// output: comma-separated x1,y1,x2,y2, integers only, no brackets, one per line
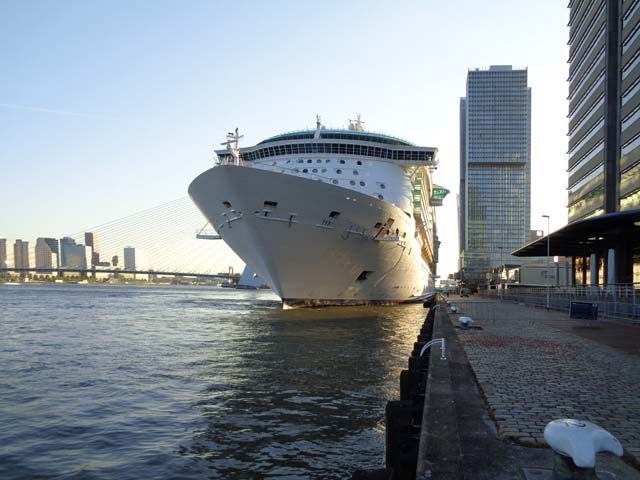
0,284,425,479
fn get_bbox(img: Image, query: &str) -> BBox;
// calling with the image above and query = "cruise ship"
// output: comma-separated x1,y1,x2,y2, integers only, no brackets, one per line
188,116,443,307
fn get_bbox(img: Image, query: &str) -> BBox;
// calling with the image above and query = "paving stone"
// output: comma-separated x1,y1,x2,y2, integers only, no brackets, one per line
455,298,640,465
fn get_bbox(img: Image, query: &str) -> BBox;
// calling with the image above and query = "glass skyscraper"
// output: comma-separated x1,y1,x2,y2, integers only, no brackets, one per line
459,65,532,284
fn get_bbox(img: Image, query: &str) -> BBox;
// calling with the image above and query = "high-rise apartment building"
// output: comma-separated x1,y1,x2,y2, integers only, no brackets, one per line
35,238,59,269
458,65,532,284
0,239,6,268
568,0,640,220
13,240,29,269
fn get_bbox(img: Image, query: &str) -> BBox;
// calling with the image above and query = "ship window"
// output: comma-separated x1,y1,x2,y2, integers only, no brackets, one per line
303,168,308,173
223,201,232,208
317,159,322,163
264,201,278,208
312,168,318,173
332,179,338,184
321,168,327,173
378,195,384,200
298,159,304,163
374,222,382,229
380,183,386,189
307,159,312,163
356,270,373,282
339,159,346,164
360,181,366,186
357,160,363,165
336,169,342,174
286,160,291,164
329,211,340,218
353,170,359,175
350,180,356,185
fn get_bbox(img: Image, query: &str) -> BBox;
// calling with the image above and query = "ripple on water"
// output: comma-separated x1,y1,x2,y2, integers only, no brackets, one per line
0,284,425,479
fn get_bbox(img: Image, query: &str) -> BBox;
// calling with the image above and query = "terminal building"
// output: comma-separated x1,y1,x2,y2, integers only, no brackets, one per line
515,0,640,285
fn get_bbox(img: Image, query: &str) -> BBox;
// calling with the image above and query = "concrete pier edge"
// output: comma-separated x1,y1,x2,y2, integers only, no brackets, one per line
352,298,640,480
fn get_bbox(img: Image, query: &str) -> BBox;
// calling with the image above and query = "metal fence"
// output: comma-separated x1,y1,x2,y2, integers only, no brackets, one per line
484,284,640,320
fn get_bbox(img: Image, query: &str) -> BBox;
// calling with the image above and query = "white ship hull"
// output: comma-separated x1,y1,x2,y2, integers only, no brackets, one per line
189,165,434,307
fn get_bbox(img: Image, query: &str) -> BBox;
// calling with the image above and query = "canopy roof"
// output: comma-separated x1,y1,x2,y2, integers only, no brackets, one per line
512,209,640,257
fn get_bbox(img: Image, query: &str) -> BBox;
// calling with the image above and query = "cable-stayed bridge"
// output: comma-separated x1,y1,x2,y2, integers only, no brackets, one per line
1,197,244,280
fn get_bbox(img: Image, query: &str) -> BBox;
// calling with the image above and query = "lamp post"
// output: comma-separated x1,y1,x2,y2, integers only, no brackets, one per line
543,215,550,309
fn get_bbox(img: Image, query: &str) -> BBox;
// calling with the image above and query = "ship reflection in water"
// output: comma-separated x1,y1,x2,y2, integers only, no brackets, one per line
0,284,425,480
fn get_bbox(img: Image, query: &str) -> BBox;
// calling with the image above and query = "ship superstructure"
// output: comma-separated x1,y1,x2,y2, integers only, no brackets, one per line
189,117,441,307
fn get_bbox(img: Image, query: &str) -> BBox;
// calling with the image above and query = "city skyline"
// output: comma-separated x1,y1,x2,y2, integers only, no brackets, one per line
0,1,569,277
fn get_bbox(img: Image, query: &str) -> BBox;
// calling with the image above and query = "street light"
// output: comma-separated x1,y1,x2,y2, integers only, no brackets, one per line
542,215,550,309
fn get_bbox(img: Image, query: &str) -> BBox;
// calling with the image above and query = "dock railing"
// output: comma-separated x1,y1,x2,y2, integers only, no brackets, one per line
484,283,640,320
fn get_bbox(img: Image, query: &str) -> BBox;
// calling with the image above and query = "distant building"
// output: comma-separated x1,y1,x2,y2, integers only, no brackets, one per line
84,232,100,267
35,238,59,269
458,65,532,284
0,238,6,268
530,230,544,242
123,247,136,270
60,237,88,269
112,255,119,267
13,239,29,269
59,237,76,268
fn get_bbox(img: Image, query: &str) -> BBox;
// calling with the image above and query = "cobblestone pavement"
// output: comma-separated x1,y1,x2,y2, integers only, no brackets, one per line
448,296,640,464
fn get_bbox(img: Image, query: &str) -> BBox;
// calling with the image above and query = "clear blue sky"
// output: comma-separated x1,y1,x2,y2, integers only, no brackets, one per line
0,0,569,277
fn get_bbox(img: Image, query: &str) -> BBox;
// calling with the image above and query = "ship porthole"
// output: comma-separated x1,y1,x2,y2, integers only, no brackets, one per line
360,181,365,186
350,180,356,185
378,194,384,200
336,169,342,174
332,180,338,185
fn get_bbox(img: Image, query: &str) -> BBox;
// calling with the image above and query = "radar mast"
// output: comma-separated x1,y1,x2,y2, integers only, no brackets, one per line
348,114,365,132
220,127,244,163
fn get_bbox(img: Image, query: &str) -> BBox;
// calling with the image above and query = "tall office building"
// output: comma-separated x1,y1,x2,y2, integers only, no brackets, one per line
13,240,30,269
0,239,6,268
84,232,100,267
458,65,532,284
35,238,59,269
568,0,640,219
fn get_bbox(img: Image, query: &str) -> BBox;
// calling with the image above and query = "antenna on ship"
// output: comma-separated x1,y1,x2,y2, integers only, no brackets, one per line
348,114,365,132
220,127,244,164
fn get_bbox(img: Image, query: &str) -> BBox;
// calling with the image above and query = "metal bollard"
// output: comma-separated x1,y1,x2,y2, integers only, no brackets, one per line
543,419,623,479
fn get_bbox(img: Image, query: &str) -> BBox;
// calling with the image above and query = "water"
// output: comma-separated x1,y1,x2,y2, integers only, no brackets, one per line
0,284,426,479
